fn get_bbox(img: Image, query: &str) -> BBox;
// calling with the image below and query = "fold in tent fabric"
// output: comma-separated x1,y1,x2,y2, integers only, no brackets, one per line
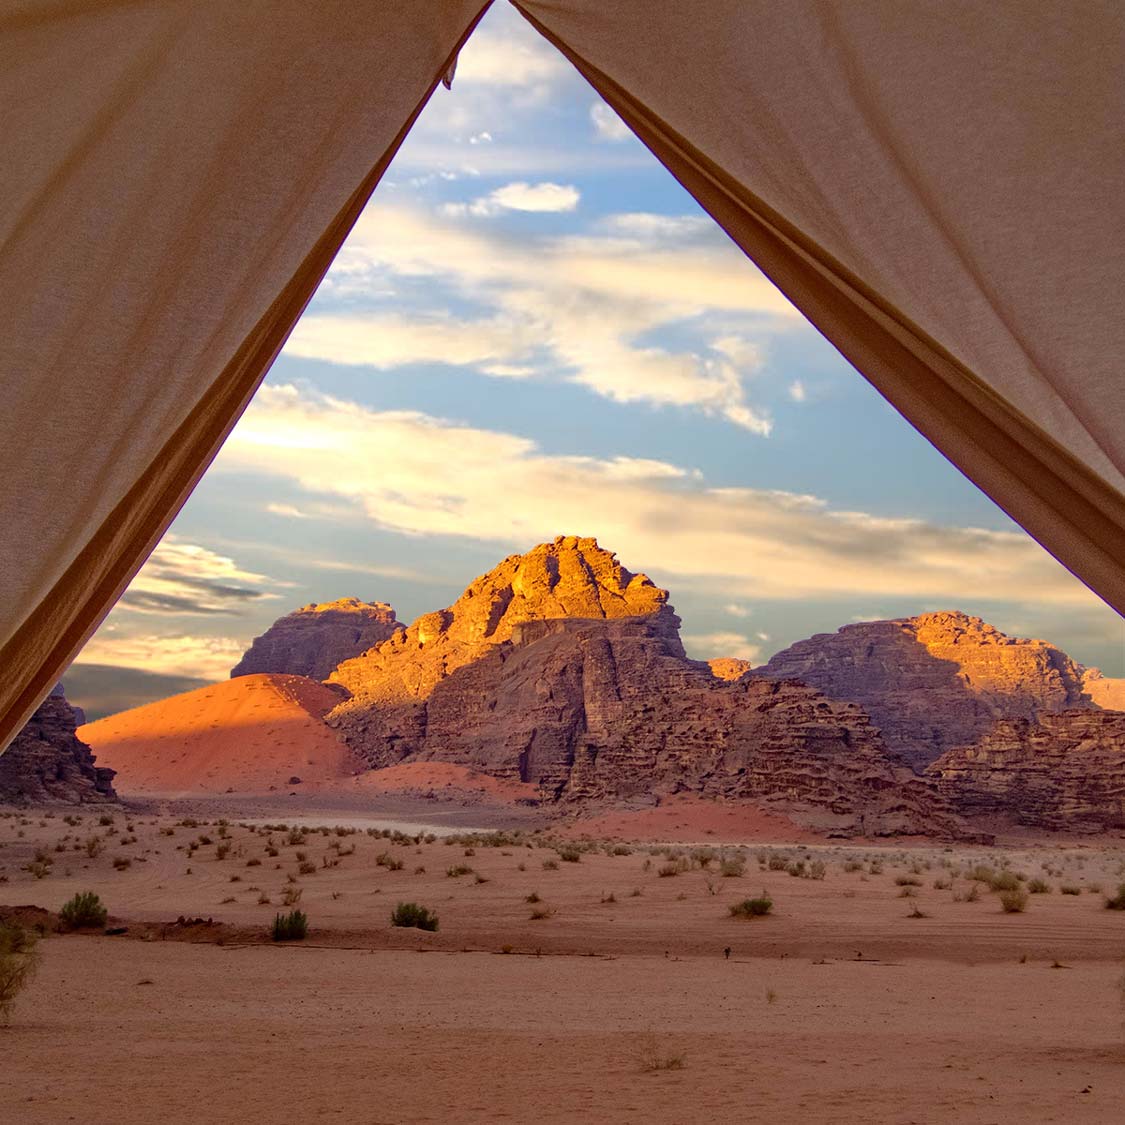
2,1,1122,756
516,0,1125,613
0,0,491,752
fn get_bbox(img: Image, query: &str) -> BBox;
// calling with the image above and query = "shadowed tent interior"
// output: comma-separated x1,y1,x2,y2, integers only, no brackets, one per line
1,0,1122,754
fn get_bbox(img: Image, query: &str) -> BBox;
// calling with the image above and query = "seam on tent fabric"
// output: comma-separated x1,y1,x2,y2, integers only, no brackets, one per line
817,1,1123,483
0,1,496,753
512,2,1125,617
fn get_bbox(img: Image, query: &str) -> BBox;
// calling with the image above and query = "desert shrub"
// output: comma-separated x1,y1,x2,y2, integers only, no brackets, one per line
529,906,554,920
895,875,922,887
767,854,788,872
297,861,316,876
612,845,632,856
557,847,582,863
215,842,231,860
542,859,559,871
84,836,104,859
843,860,863,873
281,886,303,906
525,891,541,903
719,859,745,878
999,888,1029,913
270,910,308,941
446,865,473,878
807,860,826,881
989,871,1022,893
390,902,439,931
1027,878,1051,894
112,856,131,871
658,863,681,878
60,892,107,930
0,925,39,1023
1104,884,1125,910
635,1033,686,1072
729,896,773,918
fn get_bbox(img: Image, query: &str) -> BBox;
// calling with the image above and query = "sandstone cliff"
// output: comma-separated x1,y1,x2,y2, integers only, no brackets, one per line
326,538,962,837
327,536,670,751
0,685,116,804
232,597,402,681
927,709,1125,831
760,612,1093,771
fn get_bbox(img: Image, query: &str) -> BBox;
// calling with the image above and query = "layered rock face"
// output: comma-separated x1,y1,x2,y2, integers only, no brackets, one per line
232,598,402,681
927,710,1125,831
761,612,1092,771
327,536,670,753
326,538,961,836
0,685,116,804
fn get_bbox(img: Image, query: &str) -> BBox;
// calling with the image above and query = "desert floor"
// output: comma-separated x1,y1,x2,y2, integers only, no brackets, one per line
2,801,1125,1123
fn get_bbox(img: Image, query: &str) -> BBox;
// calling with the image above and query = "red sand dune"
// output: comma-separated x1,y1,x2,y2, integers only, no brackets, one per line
80,674,363,797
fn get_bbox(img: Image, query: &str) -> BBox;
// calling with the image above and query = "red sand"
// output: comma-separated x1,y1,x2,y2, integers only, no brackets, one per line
80,674,363,797
345,760,539,802
564,794,823,843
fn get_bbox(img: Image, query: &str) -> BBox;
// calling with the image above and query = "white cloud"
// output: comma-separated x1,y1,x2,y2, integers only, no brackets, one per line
454,28,569,90
682,632,763,663
443,181,581,218
789,380,807,402
724,604,752,618
590,101,632,142
287,203,795,432
77,632,246,681
218,383,1101,609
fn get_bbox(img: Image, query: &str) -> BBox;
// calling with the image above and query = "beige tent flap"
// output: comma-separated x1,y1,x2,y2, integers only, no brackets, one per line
516,0,1125,613
0,0,491,751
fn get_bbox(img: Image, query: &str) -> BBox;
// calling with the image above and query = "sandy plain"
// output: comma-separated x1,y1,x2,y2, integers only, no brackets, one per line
2,803,1125,1123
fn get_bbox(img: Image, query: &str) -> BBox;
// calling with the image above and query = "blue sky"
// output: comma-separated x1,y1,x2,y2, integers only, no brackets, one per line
70,3,1123,709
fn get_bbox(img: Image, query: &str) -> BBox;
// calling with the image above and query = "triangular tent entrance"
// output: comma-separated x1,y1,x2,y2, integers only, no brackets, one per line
1,0,1123,751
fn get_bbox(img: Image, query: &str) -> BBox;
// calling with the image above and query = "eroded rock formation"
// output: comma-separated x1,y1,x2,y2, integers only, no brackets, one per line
760,612,1093,771
326,538,963,836
927,710,1125,831
232,597,402,681
0,685,116,804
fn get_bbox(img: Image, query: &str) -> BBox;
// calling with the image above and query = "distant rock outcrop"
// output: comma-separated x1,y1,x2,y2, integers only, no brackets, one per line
0,685,116,804
760,612,1093,771
927,709,1125,831
232,597,402,681
326,538,964,837
708,658,754,682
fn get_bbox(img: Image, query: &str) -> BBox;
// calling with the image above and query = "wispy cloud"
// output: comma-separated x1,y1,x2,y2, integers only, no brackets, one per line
219,383,1100,609
116,538,283,616
682,632,763,663
77,631,246,681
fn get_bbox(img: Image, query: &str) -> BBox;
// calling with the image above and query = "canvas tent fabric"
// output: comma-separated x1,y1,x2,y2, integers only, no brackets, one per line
0,0,491,751
1,0,1122,753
